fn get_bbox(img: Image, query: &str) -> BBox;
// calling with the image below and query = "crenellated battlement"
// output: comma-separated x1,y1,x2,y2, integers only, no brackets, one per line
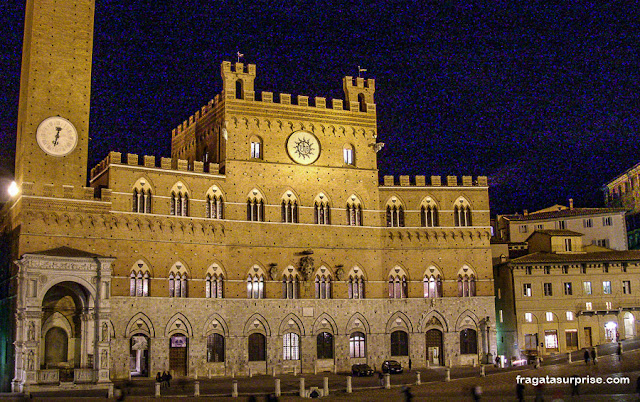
90,152,223,181
20,181,110,202
380,175,488,188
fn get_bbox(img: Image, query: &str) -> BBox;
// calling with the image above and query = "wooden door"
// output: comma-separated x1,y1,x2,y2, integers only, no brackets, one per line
426,329,443,365
583,327,592,347
169,335,188,376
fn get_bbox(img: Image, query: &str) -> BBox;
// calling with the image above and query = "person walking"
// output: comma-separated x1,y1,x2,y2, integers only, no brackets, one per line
516,383,525,402
590,348,597,365
570,374,580,396
408,358,412,371
617,342,622,361
583,349,590,365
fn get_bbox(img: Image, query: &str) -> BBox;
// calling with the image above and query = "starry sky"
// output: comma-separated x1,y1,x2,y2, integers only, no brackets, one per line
0,1,638,214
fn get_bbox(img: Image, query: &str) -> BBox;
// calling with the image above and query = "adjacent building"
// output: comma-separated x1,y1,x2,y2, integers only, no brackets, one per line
495,202,628,251
603,162,640,250
495,230,640,358
0,0,496,393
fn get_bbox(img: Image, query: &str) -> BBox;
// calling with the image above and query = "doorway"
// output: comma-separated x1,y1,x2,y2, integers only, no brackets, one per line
130,334,149,377
604,321,618,342
624,313,635,338
169,334,188,376
426,329,443,366
583,327,592,347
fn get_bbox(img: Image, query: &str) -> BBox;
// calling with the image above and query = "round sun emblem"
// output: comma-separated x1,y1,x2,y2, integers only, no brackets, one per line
286,131,320,165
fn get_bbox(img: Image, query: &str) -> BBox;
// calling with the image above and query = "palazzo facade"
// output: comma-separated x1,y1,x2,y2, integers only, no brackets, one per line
0,0,495,392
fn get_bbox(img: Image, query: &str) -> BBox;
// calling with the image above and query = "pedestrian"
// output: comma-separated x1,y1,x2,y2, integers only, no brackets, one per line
408,358,412,371
401,385,414,402
167,371,172,387
470,385,482,401
155,371,162,384
161,371,167,388
570,374,580,396
583,349,590,365
516,383,525,402
590,348,597,365
617,342,622,361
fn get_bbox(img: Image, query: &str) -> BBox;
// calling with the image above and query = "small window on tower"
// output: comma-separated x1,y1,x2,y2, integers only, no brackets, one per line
343,144,355,166
250,136,262,159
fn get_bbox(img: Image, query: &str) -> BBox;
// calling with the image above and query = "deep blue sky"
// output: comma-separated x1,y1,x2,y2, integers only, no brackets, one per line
1,1,638,214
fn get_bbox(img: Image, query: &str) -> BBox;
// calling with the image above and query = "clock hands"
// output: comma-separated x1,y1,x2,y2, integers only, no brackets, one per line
52,126,62,146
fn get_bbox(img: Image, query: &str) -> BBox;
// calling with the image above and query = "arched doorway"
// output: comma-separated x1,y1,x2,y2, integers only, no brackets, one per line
426,329,444,366
169,334,188,376
41,282,92,371
624,313,635,339
130,334,149,377
604,321,618,342
44,327,68,367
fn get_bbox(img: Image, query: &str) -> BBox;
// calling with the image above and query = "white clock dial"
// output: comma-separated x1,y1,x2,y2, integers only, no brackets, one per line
36,116,78,157
286,131,320,165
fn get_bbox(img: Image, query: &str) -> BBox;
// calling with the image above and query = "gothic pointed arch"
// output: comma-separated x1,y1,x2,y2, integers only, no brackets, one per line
243,313,271,336
278,313,305,336
385,311,413,333
455,310,480,331
345,312,370,334
165,312,194,337
312,313,338,335
202,313,229,337
418,310,449,333
124,312,155,338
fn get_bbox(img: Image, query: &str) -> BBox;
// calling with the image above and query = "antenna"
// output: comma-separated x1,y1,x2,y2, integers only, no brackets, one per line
358,66,367,78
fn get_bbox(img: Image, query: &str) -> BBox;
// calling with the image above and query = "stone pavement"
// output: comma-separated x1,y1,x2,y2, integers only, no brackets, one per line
8,338,640,400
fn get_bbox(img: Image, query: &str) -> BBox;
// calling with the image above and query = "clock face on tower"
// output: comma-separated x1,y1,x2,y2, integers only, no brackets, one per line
36,116,78,157
286,131,321,165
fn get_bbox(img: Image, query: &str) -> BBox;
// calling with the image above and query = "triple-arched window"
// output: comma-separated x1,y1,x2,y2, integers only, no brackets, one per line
169,272,188,298
170,182,189,217
129,260,150,297
205,273,224,298
348,268,365,299
386,198,405,227
423,269,443,298
247,190,265,222
346,195,363,226
314,194,331,225
388,267,408,299
132,178,152,214
420,197,439,227
206,186,224,219
454,198,472,227
457,266,477,297
281,192,298,223
282,271,299,299
315,271,332,299
247,267,265,299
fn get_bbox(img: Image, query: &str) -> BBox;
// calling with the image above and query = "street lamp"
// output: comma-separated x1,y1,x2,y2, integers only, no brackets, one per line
8,181,19,197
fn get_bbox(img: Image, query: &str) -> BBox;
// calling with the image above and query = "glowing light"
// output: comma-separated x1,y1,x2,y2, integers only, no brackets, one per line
8,181,19,197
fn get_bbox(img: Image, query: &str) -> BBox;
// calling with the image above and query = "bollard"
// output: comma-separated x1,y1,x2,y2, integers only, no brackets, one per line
445,367,451,382
314,364,317,375
333,364,337,374
275,378,281,397
128,370,132,381
249,366,253,378
231,368,235,378
426,360,430,368
232,380,238,398
272,366,276,377
415,371,421,385
346,376,352,393
194,381,200,397
568,352,572,363
535,357,540,369
155,382,161,397
108,383,114,398
208,368,211,379
323,376,329,396
480,365,485,377
384,373,391,389
472,358,477,368
294,365,297,376
299,377,305,397
194,369,198,380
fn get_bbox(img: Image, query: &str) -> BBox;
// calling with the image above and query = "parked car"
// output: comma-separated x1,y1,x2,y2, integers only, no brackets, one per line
351,363,374,377
381,360,403,374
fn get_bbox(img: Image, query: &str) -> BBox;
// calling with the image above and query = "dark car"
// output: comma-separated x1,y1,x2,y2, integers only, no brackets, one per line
351,363,374,377
381,360,403,374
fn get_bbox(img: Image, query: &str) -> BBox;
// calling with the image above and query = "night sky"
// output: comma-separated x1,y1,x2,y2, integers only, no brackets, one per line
1,1,638,214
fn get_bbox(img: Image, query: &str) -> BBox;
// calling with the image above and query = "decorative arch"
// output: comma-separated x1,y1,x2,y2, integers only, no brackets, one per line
132,175,154,193
247,188,266,221
420,196,439,227
205,262,226,278
170,181,190,216
278,313,305,336
312,313,338,336
164,313,194,337
205,185,225,219
124,312,156,338
386,311,413,333
41,312,72,340
347,265,367,279
243,313,271,336
346,194,364,226
419,311,450,333
39,277,96,308
455,310,480,331
385,196,406,227
454,196,473,227
345,313,370,334
280,190,299,223
388,265,409,299
202,314,229,337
